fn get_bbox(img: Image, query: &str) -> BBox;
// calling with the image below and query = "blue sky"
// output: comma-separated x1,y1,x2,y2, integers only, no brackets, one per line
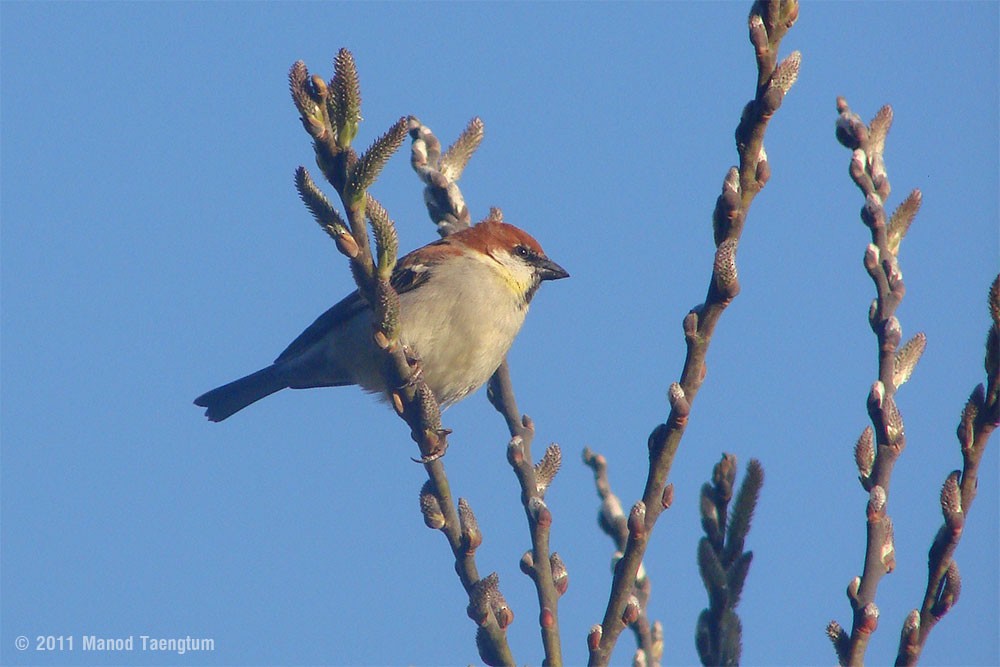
2,2,997,666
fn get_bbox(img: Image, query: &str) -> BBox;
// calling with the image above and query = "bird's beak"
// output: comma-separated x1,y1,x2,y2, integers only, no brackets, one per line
536,257,569,282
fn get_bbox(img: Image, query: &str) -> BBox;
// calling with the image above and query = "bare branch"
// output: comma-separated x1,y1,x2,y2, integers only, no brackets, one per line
831,96,917,666
587,3,798,663
290,50,514,666
895,275,999,665
406,114,565,665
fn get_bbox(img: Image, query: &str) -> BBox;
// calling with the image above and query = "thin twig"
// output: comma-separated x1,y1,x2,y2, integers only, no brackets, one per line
894,276,999,665
290,52,514,665
586,3,799,664
830,97,918,666
409,117,568,665
583,449,663,666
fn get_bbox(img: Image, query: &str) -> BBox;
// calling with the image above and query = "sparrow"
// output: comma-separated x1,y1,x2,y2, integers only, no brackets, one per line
194,220,568,421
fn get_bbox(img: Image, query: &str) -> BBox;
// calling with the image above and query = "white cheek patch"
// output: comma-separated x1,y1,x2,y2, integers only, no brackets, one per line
490,250,538,295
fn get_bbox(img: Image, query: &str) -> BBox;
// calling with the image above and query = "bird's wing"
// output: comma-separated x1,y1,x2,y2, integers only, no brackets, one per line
389,261,433,294
274,290,367,364
273,256,435,365
388,236,452,293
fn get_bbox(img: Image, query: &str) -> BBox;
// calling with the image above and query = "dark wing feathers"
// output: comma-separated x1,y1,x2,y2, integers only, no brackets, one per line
274,259,434,365
390,263,432,295
274,290,367,364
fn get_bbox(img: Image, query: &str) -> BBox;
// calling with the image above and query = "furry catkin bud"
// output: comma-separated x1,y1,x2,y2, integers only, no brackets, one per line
883,394,904,446
854,426,875,486
858,603,879,634
723,165,741,197
419,481,445,530
893,333,926,388
826,619,850,666
458,498,481,554
940,470,964,533
467,575,493,626
534,443,562,494
933,561,962,618
887,189,922,254
762,51,801,114
550,553,569,596
881,518,896,572
867,485,886,520
713,239,740,298
957,386,982,452
868,105,893,155
930,561,962,620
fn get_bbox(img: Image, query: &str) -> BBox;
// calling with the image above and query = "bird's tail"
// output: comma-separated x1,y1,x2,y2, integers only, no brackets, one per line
194,365,287,422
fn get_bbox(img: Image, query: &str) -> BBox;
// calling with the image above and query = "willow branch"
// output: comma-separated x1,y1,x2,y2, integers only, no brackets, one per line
408,117,567,665
894,275,999,666
587,4,799,664
583,449,664,667
291,51,513,666
828,97,923,666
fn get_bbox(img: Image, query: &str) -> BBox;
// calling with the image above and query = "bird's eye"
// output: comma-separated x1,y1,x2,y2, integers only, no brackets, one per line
514,245,531,258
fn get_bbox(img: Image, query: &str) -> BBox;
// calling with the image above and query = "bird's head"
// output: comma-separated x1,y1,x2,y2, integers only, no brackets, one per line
454,220,569,304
